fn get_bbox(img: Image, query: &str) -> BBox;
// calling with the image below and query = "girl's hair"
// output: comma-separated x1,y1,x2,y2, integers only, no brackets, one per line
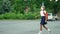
41,6,45,10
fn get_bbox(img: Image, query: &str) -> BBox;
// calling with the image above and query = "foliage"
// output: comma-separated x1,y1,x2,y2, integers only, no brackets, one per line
0,0,60,19
0,12,40,20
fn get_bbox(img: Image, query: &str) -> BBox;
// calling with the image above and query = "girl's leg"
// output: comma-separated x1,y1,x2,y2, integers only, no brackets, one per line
40,24,43,34
38,24,42,34
43,25,51,31
43,25,51,34
43,25,48,30
40,24,42,31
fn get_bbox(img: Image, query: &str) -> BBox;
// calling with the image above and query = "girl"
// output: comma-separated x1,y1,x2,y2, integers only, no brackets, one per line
38,6,51,34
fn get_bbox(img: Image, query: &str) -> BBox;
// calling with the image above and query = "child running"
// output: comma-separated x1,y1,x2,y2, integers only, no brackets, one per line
38,6,51,34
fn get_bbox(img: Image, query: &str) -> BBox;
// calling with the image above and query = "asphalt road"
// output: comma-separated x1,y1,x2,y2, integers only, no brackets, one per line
0,20,60,34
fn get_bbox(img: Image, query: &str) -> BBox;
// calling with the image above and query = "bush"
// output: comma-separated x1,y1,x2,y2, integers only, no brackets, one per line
0,14,4,19
3,13,16,19
0,12,40,20
24,12,35,19
16,13,24,19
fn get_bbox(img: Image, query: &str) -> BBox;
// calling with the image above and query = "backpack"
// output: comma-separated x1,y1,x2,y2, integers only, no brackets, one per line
43,11,48,21
45,12,48,20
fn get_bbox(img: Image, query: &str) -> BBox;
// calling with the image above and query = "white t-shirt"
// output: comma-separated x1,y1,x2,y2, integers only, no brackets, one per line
40,10,46,16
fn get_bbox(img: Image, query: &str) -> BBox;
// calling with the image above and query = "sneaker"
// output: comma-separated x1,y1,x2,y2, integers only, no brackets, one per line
38,32,40,34
38,31,42,34
48,29,51,31
48,29,51,34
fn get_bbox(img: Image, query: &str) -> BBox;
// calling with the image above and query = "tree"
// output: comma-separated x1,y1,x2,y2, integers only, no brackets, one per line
2,0,11,13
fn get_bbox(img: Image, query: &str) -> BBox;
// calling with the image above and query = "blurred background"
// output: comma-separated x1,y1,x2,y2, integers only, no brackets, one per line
0,0,60,20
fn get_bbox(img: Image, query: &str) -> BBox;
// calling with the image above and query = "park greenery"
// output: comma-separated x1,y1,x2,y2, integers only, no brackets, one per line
0,0,60,19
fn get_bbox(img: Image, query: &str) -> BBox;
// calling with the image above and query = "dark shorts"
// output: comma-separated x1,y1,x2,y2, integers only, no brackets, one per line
40,16,46,25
